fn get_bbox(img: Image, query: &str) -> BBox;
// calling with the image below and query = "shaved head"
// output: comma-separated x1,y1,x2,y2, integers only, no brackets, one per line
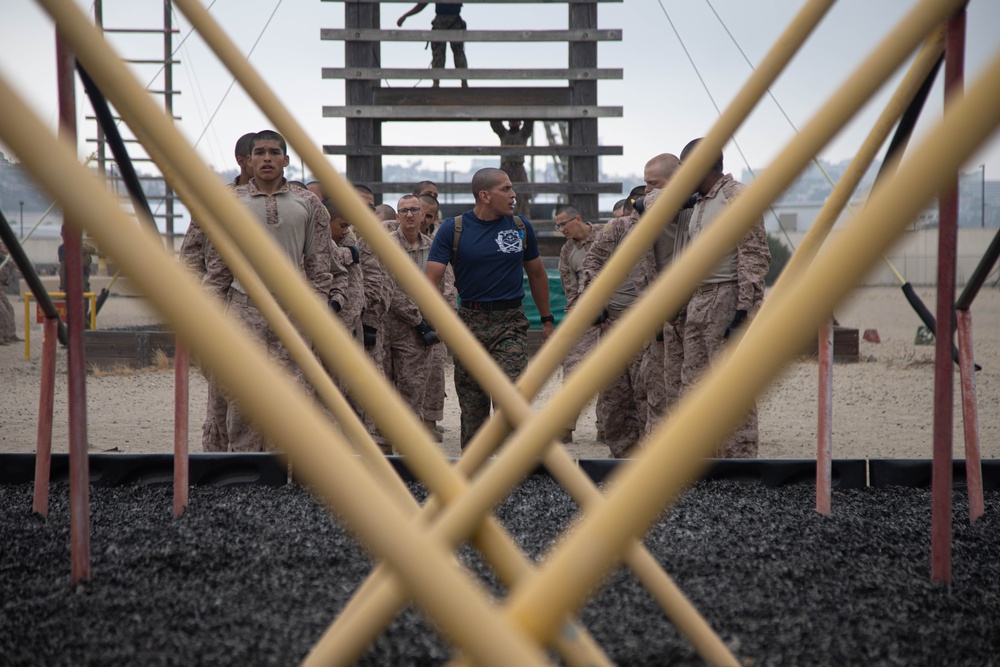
471,167,508,202
644,153,680,193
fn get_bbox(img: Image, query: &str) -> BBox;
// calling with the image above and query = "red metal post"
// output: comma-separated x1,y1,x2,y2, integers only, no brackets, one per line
956,309,983,523
174,339,190,517
930,9,965,584
32,317,58,517
816,320,833,515
57,30,90,584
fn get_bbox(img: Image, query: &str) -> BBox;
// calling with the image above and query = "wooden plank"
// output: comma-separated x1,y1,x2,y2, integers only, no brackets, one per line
323,144,622,157
321,29,621,42
373,87,570,106
323,105,621,120
322,0,623,3
362,181,622,195
322,67,623,81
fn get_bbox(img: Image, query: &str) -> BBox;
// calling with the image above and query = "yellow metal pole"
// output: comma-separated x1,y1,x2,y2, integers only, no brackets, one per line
764,31,945,297
171,0,529,442
499,45,1000,646
35,2,613,663
379,0,962,595
321,0,965,651
167,2,736,664
0,70,553,667
36,3,609,664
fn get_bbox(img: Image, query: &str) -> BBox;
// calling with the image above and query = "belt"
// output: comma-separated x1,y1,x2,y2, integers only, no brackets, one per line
460,298,521,312
694,280,737,294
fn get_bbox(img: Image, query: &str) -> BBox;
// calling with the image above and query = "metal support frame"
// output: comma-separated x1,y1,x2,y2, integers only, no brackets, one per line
9,0,998,662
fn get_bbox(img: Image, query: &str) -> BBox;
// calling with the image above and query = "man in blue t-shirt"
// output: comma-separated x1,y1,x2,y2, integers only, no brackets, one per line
426,168,553,447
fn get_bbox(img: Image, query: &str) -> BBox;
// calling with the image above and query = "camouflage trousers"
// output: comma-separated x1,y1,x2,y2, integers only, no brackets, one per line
430,13,468,69
384,315,433,417
560,325,600,431
201,377,229,452
596,314,647,458
681,283,758,458
640,339,666,434
455,306,528,448
422,343,448,422
225,296,306,453
0,289,16,343
662,308,686,418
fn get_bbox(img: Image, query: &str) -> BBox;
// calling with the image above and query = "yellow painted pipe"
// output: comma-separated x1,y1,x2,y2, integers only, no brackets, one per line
500,44,1000,645
306,2,836,662
167,1,736,664
39,2,616,663
38,2,610,664
332,0,965,650
765,29,945,298
0,68,553,667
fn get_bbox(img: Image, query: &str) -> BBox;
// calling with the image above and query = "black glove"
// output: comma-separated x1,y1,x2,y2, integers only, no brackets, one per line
347,245,360,265
329,296,342,313
723,309,747,339
415,319,439,346
593,309,609,326
362,324,378,349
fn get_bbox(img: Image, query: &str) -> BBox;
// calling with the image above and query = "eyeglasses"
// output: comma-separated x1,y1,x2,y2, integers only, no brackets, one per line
398,207,422,216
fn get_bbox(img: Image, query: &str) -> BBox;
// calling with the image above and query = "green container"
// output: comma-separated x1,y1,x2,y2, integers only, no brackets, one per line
521,269,566,330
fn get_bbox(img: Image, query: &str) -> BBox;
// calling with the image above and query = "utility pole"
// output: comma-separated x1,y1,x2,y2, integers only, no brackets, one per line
18,200,24,238
982,164,986,228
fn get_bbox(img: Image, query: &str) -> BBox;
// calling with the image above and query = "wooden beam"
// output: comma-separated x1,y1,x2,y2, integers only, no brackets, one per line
373,87,570,106
322,0,623,3
323,105,621,120
323,144,623,157
321,29,621,42
322,67,623,81
361,181,623,195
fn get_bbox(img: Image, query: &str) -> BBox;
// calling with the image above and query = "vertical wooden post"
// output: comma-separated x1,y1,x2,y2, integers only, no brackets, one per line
57,28,91,584
956,309,983,523
816,319,833,515
174,339,190,517
345,1,381,198
930,8,964,583
32,316,58,517
568,1,598,220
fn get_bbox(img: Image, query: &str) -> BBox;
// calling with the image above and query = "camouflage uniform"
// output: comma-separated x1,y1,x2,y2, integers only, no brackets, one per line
558,222,600,432
421,264,456,423
0,249,17,344
333,232,365,339
178,175,241,452
454,307,529,444
581,213,659,457
682,173,769,458
383,227,437,419
430,8,468,70
203,178,343,452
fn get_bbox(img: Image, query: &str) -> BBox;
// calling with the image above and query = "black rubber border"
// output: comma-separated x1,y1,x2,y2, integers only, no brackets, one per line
7,454,1000,489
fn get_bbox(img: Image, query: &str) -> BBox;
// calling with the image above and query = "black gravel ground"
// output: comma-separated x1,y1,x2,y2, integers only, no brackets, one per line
2,478,999,666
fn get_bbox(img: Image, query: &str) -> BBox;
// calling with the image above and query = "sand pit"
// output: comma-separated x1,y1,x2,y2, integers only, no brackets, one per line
1,286,998,459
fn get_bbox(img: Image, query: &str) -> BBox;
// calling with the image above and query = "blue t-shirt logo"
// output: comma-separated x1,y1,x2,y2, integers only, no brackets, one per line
495,229,523,254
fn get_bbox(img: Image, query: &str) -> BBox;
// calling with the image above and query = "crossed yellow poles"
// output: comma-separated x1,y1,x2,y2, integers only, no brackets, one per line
3,0,996,663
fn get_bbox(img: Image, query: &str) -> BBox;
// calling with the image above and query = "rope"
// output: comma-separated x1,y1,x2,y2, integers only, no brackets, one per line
654,0,797,251
704,0,908,285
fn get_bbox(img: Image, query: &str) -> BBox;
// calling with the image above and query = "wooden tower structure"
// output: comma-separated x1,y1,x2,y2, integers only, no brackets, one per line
321,0,622,221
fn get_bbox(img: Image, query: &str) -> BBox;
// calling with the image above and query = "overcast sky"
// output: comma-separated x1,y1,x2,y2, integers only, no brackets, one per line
2,0,999,188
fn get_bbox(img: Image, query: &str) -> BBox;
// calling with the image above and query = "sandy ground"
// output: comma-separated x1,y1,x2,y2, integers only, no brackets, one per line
1,286,998,459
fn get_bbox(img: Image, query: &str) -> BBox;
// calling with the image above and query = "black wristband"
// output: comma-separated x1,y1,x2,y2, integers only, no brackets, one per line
540,315,555,325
